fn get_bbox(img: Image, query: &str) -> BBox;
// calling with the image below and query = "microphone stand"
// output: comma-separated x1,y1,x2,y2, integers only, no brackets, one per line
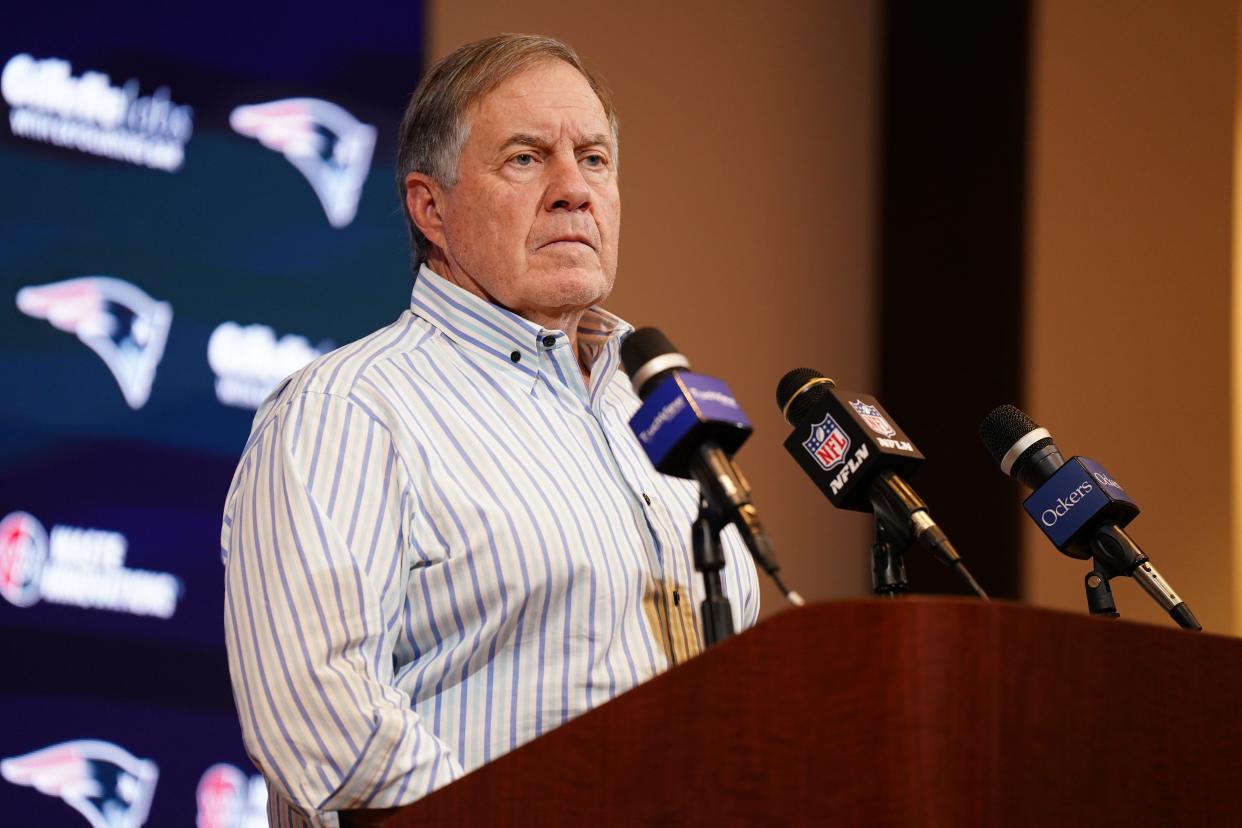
1083,525,1200,630
691,495,735,647
870,516,909,597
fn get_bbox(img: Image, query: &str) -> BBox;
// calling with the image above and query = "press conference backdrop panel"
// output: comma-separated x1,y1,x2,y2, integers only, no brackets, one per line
0,6,424,825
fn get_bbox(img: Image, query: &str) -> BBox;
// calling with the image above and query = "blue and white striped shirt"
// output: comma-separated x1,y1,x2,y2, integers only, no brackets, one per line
221,265,759,827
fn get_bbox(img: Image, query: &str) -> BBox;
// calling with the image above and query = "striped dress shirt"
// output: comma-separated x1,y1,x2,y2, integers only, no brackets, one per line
221,264,760,827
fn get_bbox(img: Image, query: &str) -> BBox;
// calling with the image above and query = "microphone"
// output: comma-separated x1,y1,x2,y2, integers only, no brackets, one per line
775,368,987,598
621,328,802,606
979,404,1200,631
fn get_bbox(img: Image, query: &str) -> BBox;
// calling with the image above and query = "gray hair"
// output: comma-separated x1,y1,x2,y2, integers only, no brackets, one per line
396,33,619,270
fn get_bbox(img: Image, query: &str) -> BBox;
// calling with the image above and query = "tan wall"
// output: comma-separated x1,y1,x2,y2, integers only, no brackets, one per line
430,1,881,614
1027,0,1237,631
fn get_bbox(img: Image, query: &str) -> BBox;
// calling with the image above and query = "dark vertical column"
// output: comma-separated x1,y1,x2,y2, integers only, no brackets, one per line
878,3,1030,598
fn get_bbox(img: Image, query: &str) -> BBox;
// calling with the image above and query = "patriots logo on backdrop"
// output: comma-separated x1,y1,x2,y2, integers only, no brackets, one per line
849,399,896,438
196,764,245,828
0,511,48,608
229,98,376,228
1,739,159,828
802,413,851,472
15,277,173,410
196,763,267,828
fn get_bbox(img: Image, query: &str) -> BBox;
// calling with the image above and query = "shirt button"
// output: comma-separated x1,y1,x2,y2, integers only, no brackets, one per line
510,350,521,363
642,492,651,506
542,335,556,348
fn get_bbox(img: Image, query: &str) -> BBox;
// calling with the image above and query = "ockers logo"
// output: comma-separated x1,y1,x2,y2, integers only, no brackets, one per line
1094,471,1122,491
196,764,267,828
802,413,851,471
230,98,375,228
1040,481,1094,527
0,511,181,618
15,277,173,410
1,739,159,828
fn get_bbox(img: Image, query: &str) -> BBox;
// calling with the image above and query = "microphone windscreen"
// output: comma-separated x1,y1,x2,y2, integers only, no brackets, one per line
978,404,1038,461
978,403,1056,471
620,327,677,377
776,368,835,426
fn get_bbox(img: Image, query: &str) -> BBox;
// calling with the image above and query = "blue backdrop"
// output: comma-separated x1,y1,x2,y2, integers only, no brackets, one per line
0,5,424,825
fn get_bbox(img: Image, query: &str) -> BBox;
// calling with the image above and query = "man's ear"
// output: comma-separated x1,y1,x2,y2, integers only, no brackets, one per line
405,172,447,250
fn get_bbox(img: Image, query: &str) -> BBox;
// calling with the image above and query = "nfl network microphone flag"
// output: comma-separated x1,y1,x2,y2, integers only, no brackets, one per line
1023,457,1139,558
782,388,923,512
628,371,751,476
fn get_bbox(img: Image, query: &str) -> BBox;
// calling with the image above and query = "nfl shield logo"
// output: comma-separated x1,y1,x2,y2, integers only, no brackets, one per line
803,413,852,471
849,400,896,438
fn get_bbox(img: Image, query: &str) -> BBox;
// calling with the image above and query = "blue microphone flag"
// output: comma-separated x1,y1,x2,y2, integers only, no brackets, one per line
1023,457,1139,555
628,371,751,475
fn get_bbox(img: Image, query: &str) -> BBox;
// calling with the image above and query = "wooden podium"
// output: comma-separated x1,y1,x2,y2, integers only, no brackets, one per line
344,599,1242,826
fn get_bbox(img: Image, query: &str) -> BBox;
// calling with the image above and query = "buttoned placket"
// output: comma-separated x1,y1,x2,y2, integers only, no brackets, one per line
412,266,687,663
578,338,690,662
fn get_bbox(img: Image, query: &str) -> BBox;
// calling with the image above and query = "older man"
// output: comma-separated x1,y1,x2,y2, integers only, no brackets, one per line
221,34,759,827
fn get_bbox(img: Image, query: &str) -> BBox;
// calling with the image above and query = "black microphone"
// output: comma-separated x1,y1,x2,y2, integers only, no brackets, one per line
621,328,802,606
776,368,987,598
979,404,1200,631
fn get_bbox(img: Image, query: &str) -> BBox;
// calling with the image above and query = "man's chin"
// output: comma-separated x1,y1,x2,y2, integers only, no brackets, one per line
533,272,613,314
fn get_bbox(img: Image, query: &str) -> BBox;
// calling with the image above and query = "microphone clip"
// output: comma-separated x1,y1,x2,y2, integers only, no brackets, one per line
870,515,910,597
1084,524,1202,631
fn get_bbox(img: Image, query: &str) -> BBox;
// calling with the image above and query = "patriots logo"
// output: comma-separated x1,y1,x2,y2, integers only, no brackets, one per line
849,399,896,438
196,764,245,828
15,277,173,410
196,763,267,828
230,98,376,228
0,511,48,608
1,739,159,828
803,413,851,472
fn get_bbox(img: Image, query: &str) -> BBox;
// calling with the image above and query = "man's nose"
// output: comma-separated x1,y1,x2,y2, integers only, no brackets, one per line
544,154,591,211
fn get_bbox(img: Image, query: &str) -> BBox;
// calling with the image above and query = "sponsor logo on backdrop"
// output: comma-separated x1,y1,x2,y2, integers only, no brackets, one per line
196,764,267,828
1,739,158,828
802,413,851,472
1,53,193,171
208,322,331,410
0,511,181,618
0,511,46,607
848,399,896,438
15,276,172,410
229,98,375,227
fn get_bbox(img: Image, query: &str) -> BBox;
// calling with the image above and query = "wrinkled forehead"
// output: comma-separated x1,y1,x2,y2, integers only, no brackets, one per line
464,59,614,147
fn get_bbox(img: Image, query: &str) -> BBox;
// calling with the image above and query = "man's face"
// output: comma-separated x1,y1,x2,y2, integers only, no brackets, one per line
426,59,620,326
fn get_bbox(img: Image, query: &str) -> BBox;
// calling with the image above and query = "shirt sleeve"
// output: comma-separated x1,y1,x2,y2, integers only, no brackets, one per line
222,389,462,825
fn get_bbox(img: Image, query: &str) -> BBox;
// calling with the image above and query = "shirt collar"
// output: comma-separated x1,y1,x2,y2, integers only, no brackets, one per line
410,264,634,393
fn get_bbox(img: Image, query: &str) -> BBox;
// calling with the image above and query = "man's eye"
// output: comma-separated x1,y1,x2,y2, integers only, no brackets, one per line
512,153,535,166
582,154,606,167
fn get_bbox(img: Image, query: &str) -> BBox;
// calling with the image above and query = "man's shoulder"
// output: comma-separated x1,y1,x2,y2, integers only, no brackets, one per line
256,310,434,416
